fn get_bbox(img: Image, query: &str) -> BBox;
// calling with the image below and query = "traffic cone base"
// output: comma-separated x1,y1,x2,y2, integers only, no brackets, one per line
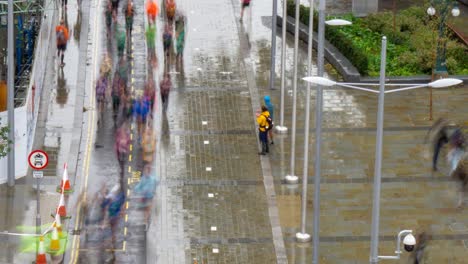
56,185,73,194
48,239,60,252
36,237,47,264
36,254,47,264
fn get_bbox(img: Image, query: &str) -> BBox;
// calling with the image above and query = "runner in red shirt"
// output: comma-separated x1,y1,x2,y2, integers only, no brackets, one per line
55,19,69,67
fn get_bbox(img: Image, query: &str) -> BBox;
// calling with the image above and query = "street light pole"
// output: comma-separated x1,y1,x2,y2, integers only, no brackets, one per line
427,0,460,76
296,0,315,243
7,0,16,187
269,0,278,90
311,0,326,262
275,0,288,133
369,36,387,264
284,0,301,184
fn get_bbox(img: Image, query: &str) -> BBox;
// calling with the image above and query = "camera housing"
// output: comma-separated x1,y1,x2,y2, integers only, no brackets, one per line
403,234,416,252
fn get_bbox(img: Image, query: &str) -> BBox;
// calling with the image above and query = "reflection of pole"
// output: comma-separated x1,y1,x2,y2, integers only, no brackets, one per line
312,0,326,262
276,0,288,133
269,0,278,90
369,36,387,264
285,0,300,183
297,0,314,243
36,175,41,256
7,0,15,186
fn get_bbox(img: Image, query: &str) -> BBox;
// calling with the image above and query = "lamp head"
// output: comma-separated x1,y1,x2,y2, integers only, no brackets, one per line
428,78,463,88
452,6,460,17
302,76,337,87
325,19,352,26
427,6,436,16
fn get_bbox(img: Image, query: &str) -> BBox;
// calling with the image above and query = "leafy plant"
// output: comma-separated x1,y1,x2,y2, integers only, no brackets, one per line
0,122,11,158
286,0,468,77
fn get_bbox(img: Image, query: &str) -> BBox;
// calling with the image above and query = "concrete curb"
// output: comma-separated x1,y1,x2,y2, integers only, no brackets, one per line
277,15,468,83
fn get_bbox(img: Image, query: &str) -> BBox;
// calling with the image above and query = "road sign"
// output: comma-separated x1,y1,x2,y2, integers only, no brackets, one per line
28,150,49,170
33,171,43,179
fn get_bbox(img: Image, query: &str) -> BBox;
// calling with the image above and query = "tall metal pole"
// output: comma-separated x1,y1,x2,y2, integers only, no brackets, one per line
285,0,300,183
7,0,16,186
269,0,278,90
275,0,288,133
296,0,314,243
369,36,387,264
312,0,325,262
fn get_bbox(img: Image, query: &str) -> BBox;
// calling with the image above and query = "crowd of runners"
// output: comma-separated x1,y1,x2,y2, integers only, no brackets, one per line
55,0,186,262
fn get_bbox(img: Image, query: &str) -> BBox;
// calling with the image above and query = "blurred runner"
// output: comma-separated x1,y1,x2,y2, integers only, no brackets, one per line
141,123,156,164
102,185,125,263
55,19,69,67
163,23,173,58
165,0,176,22
146,23,157,62
160,72,171,111
115,121,130,185
134,165,157,224
96,75,108,124
146,0,159,25
144,78,156,110
116,25,126,57
105,1,113,39
426,118,450,171
134,96,151,136
110,0,120,22
175,12,185,62
123,0,135,43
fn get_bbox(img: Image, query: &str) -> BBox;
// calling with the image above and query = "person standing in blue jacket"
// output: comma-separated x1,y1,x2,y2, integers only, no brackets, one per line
264,95,274,144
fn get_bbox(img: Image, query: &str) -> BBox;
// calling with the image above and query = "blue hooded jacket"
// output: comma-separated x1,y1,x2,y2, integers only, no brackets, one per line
264,95,274,120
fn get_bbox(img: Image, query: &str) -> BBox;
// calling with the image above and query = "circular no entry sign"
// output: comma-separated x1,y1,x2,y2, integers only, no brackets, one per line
28,150,49,170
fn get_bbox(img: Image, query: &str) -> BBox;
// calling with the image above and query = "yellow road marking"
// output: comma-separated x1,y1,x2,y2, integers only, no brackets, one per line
129,154,132,161
130,134,133,140
128,178,130,184
125,214,128,222
127,189,130,196
130,144,133,151
70,0,102,261
125,202,129,210
124,227,128,236
128,166,132,173
123,241,127,251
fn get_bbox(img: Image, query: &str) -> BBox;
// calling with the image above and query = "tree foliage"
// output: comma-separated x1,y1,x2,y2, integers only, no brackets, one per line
0,121,11,158
287,0,468,77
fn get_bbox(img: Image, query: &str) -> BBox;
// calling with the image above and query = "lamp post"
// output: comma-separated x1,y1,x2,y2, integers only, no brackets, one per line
7,0,15,186
284,0,301,184
426,0,460,76
303,36,462,264
296,1,351,243
275,0,288,134
269,0,278,90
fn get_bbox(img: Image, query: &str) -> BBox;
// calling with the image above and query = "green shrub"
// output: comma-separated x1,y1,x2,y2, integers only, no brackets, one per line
285,0,468,76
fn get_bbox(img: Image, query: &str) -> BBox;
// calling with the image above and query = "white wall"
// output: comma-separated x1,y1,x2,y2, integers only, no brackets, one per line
0,0,55,184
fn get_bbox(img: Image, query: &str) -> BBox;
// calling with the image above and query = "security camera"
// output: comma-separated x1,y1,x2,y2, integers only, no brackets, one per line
403,233,416,252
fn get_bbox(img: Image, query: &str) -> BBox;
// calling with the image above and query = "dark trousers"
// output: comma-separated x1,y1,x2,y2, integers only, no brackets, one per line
259,130,269,153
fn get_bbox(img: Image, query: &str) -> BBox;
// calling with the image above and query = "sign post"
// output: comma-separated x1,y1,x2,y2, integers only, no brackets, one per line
28,150,48,255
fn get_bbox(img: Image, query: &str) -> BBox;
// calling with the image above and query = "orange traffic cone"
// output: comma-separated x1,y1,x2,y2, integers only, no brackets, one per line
48,226,60,253
56,193,67,218
57,163,73,194
36,236,47,264
53,213,63,238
